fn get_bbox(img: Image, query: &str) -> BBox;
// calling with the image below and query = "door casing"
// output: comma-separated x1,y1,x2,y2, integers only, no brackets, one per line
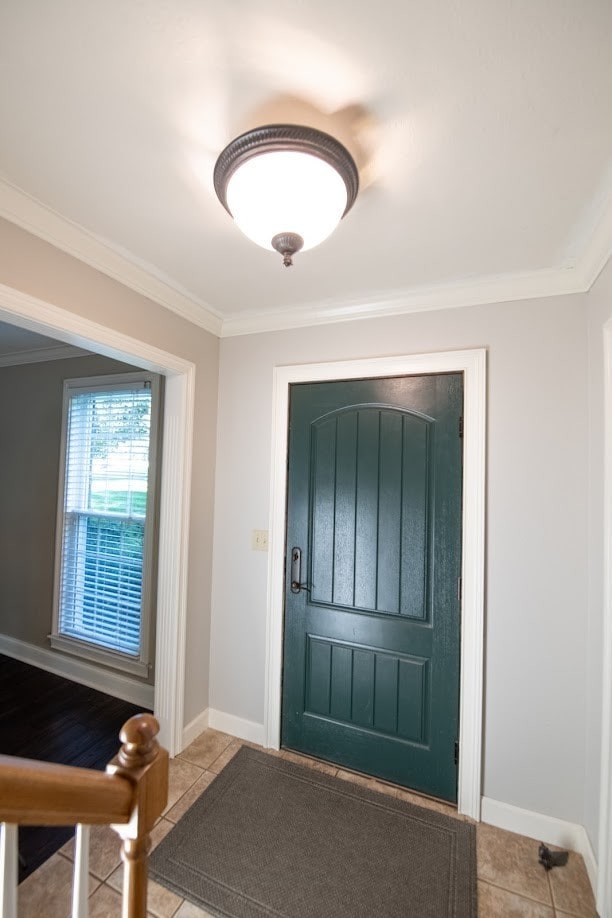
264,349,486,820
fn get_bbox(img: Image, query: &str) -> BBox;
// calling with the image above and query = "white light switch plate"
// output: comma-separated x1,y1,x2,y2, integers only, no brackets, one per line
252,529,269,551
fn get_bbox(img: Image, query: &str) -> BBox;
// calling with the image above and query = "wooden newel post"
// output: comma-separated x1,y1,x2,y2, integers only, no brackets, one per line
107,714,169,918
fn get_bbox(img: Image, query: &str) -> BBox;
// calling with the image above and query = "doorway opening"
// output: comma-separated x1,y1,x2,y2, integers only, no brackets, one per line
264,349,486,819
0,281,195,756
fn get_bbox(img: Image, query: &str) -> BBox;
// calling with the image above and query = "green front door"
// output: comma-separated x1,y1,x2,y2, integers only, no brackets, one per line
281,373,463,802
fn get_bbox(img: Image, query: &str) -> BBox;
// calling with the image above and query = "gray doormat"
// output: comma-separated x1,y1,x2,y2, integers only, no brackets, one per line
150,746,476,917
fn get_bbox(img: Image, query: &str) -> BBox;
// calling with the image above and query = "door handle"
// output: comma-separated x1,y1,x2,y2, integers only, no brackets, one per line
290,547,309,593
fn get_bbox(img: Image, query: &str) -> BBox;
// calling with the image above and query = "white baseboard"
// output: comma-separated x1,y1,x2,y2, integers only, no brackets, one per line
207,708,265,746
182,707,210,749
581,832,599,903
482,797,598,896
0,634,154,709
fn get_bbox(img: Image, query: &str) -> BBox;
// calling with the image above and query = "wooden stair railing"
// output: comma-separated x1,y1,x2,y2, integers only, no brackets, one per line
0,713,168,918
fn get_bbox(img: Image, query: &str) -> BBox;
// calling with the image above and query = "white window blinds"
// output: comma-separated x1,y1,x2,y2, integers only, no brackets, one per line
52,375,158,672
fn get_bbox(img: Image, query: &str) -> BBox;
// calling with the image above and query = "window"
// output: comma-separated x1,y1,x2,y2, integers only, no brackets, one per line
51,373,160,675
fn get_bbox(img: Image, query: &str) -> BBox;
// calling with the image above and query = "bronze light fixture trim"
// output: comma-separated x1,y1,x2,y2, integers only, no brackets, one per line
213,124,360,266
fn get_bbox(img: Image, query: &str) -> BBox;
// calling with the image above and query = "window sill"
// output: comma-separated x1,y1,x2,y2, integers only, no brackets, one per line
48,633,150,678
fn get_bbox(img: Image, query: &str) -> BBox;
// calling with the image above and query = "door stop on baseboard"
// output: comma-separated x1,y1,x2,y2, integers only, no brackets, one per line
538,843,569,870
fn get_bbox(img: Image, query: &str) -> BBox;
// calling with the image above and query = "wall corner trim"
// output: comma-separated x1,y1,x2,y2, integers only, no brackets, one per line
597,320,612,917
181,708,211,750
481,797,598,899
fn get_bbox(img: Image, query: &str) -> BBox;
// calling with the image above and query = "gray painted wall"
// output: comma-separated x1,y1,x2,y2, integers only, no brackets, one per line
211,291,589,826
0,352,156,684
1,213,606,846
0,217,220,725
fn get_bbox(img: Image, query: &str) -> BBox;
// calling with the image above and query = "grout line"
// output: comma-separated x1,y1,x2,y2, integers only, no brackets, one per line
547,870,555,913
165,759,206,804
478,877,554,910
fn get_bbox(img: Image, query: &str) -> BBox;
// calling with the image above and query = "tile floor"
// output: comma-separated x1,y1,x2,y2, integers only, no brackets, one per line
16,729,598,917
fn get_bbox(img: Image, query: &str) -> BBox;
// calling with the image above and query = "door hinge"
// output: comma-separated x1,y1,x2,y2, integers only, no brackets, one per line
457,576,462,603
454,741,459,765
458,415,464,438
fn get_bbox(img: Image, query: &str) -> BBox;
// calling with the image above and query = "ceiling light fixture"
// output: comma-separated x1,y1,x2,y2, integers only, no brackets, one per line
213,124,359,267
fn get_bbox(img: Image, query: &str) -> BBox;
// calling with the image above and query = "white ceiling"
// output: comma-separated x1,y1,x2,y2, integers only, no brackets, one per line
0,0,611,336
0,320,60,355
0,318,88,363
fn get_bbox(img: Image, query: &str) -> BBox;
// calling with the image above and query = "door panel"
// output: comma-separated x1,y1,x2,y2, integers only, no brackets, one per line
282,374,463,801
309,406,432,617
305,636,428,742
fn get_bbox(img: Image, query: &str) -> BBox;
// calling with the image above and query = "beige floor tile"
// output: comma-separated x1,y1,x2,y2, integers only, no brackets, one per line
548,851,598,916
477,880,555,917
145,876,185,918
17,853,99,918
149,817,176,851
336,768,409,799
336,768,382,789
367,778,408,800
166,770,217,823
163,756,205,815
178,729,233,769
477,823,552,906
208,739,242,773
106,862,124,892
240,739,265,751
287,750,461,816
61,823,122,881
107,863,183,917
19,725,598,918
393,784,463,817
240,739,285,757
260,745,285,757
173,900,216,917
87,882,123,917
281,749,338,776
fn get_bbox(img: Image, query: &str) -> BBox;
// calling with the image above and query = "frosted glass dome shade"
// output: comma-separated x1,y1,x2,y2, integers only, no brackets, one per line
226,151,348,252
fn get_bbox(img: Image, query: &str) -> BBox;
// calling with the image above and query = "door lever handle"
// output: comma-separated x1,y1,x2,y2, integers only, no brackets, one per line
290,547,310,594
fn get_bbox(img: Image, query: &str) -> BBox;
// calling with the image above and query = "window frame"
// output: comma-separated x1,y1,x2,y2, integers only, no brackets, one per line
50,371,161,677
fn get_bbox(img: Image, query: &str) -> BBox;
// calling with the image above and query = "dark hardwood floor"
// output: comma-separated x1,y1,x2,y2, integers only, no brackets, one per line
0,653,150,881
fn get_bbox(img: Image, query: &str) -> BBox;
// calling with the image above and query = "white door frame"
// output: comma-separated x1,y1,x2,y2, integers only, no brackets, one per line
0,282,195,757
264,348,486,820
598,322,612,915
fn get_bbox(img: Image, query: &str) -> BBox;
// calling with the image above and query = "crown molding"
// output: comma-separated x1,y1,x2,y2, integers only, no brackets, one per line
221,188,612,336
0,178,223,337
1,175,611,341
220,264,586,337
0,343,90,368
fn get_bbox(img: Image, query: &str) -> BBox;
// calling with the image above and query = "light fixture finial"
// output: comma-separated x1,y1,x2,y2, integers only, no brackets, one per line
271,232,304,267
